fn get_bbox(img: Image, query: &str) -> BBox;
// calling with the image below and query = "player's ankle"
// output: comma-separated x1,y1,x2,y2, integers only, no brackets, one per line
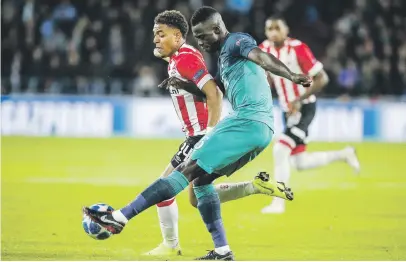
247,181,258,194
215,245,231,255
164,240,180,249
112,210,128,224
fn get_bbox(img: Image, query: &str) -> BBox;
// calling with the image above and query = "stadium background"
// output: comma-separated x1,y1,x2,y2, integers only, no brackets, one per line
1,0,406,260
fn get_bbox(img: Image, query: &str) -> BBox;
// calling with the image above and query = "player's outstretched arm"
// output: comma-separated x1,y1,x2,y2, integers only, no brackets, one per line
201,79,223,129
287,69,329,115
247,48,312,87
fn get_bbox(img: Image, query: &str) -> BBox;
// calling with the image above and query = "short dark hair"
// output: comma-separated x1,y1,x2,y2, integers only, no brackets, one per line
266,15,287,25
190,6,219,26
154,10,189,37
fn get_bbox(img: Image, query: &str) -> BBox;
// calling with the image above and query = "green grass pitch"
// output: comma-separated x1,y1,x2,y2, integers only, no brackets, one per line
1,137,406,260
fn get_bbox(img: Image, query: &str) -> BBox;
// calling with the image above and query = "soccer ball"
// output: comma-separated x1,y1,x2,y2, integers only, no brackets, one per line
82,203,114,240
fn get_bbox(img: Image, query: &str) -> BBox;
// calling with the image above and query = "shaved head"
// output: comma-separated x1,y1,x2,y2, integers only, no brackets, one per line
191,6,228,53
190,6,219,26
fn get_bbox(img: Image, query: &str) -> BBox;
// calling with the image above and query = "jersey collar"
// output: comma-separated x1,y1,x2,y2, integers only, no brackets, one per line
220,32,231,50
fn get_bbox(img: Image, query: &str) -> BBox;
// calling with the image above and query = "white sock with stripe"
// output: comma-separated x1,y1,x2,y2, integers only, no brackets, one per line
215,182,258,203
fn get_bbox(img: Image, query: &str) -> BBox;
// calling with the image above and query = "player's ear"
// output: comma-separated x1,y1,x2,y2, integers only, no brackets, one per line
213,25,220,35
281,21,289,36
175,30,182,43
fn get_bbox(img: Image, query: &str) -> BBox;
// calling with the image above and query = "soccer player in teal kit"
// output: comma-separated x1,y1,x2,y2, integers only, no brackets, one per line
83,6,311,260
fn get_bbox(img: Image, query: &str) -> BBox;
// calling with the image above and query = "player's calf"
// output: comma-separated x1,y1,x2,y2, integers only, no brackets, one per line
188,184,198,208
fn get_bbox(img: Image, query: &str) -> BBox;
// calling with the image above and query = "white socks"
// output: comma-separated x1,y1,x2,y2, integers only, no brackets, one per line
215,245,231,255
273,142,293,184
112,210,129,224
273,141,350,185
156,198,179,248
215,181,259,203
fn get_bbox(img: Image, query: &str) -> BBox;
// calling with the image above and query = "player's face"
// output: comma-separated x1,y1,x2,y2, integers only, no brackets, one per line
192,22,221,53
265,20,288,44
153,23,181,57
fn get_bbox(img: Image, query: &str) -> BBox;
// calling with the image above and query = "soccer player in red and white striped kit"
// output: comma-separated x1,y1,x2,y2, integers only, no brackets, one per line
259,16,361,214
145,10,287,256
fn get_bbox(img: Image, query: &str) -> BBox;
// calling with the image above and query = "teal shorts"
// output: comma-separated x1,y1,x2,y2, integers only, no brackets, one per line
190,115,274,176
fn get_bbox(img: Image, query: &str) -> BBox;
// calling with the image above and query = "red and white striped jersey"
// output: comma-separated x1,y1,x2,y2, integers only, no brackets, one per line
167,44,213,137
259,38,323,112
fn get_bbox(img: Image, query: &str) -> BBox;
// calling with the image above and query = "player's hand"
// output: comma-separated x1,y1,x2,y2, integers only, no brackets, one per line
158,76,206,97
291,73,312,87
287,99,302,116
158,76,188,89
153,48,163,58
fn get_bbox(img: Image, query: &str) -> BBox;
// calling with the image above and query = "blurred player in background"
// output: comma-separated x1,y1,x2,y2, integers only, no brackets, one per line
259,16,361,214
140,10,290,256
83,6,311,260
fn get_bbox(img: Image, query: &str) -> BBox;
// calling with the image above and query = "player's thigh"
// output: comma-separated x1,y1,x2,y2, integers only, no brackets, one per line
191,117,273,174
169,135,204,171
283,103,316,146
218,147,265,177
296,102,316,133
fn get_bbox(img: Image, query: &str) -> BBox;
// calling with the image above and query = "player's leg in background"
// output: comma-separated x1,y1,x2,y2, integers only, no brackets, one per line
263,103,360,214
290,145,360,172
263,103,315,214
147,136,203,255
147,162,181,255
291,146,360,173
288,103,360,172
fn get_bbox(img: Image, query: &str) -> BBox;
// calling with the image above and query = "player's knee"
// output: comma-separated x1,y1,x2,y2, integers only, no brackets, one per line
290,153,306,171
192,175,213,186
177,159,207,182
273,141,292,160
189,196,198,208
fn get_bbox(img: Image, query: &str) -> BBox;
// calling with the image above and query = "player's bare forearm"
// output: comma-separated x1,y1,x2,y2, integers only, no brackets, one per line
214,75,226,95
298,70,329,101
206,95,222,128
247,48,294,81
201,80,223,128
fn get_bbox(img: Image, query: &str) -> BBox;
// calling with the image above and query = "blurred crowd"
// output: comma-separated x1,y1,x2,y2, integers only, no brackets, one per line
1,0,405,98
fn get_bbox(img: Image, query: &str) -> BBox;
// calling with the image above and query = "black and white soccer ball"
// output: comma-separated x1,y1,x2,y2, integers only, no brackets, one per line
82,203,114,240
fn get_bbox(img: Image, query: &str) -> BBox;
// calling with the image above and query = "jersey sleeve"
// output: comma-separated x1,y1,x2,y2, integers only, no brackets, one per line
229,33,258,58
295,43,323,77
176,54,213,90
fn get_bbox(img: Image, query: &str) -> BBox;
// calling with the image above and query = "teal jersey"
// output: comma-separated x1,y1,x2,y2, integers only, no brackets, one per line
218,32,274,130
